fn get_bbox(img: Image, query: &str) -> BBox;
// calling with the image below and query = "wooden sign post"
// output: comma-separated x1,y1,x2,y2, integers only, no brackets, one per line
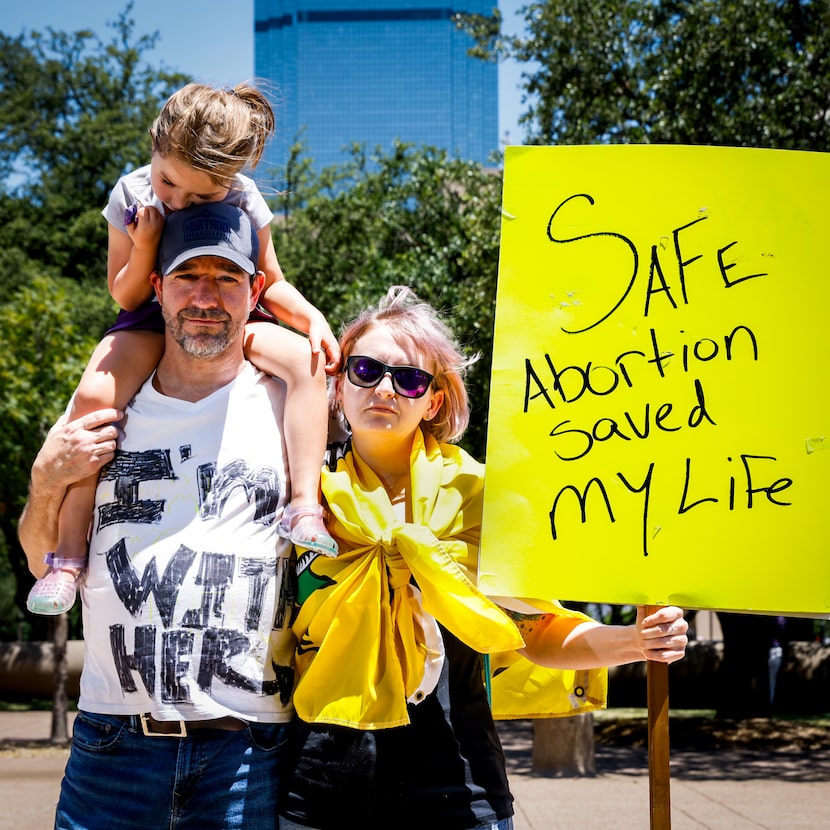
648,657,671,828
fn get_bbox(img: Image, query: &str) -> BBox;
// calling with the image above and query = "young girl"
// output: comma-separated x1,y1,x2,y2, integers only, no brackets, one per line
26,82,339,616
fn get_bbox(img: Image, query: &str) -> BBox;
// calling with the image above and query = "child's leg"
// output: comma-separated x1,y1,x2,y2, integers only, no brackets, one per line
26,331,165,615
244,321,337,556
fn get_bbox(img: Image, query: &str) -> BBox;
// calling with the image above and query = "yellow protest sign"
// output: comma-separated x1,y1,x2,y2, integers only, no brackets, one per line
479,145,830,616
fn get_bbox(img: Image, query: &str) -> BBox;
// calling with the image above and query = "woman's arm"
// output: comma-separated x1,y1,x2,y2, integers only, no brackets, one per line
509,605,688,669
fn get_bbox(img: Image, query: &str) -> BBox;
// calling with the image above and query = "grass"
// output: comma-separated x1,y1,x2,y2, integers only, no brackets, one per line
595,708,716,721
0,698,77,712
595,708,830,729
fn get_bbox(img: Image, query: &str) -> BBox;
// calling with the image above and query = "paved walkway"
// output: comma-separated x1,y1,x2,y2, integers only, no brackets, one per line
501,720,830,829
1,712,828,829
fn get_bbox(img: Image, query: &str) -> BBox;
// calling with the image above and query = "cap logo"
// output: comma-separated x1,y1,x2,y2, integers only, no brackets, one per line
160,204,257,275
183,215,232,243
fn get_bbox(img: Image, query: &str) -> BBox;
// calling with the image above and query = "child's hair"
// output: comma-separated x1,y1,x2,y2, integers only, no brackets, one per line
150,82,275,189
335,286,478,444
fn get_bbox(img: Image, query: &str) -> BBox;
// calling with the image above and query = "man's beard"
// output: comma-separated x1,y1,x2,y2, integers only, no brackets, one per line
163,307,243,357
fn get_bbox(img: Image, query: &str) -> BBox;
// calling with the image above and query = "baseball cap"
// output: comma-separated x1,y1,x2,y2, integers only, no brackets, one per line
158,204,260,276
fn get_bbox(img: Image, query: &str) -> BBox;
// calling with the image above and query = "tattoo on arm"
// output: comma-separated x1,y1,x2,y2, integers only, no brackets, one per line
503,608,550,639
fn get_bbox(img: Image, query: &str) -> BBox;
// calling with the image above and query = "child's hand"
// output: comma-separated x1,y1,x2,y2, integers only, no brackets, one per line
126,204,165,254
124,202,141,227
308,318,342,374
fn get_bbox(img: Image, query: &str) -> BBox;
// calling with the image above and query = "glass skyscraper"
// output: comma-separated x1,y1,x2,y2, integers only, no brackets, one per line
254,1,498,177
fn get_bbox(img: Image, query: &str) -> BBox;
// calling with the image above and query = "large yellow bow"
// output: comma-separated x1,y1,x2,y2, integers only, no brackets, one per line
292,430,524,728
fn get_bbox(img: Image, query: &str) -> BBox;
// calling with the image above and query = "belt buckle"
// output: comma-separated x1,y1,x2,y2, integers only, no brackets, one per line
140,713,188,738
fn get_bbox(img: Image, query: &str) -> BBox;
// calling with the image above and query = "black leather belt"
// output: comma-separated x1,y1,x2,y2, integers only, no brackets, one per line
115,713,247,738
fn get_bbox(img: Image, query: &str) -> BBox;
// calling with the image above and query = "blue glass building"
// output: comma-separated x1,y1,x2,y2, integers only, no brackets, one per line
254,1,498,178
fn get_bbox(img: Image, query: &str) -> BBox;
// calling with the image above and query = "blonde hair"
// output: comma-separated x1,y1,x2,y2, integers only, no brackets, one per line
335,286,478,444
149,82,275,189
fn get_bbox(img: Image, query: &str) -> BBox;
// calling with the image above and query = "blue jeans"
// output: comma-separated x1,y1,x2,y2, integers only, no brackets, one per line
279,819,513,829
55,711,287,830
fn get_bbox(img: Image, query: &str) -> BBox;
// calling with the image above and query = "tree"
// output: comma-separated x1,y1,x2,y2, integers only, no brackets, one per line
460,0,830,769
0,269,113,635
0,264,112,738
0,3,188,618
0,5,187,738
464,0,830,151
273,141,505,459
0,2,188,282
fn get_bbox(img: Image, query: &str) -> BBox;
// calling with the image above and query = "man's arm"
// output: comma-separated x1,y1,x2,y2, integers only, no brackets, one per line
19,409,122,577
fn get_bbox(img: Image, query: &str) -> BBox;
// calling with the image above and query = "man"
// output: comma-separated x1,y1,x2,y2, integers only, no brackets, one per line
19,204,295,830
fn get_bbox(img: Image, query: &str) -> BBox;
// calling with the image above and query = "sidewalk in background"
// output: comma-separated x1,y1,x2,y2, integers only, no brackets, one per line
1,711,828,829
501,720,830,829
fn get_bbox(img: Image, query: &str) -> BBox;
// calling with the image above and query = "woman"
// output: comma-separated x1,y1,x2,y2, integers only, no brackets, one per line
279,286,687,830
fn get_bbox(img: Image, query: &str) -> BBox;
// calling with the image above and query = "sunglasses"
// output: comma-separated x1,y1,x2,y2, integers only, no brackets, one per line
345,355,434,399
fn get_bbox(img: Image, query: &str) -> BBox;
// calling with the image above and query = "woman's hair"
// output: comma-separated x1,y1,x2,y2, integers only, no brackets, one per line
335,286,478,443
149,82,275,189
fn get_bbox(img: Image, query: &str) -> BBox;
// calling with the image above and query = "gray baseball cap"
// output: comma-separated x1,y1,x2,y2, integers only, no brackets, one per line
159,204,260,276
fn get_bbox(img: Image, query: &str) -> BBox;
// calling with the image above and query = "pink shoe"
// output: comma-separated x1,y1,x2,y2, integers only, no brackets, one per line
278,504,338,557
26,553,87,616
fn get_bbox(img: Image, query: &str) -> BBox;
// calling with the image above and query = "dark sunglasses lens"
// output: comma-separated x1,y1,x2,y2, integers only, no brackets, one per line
348,356,384,386
392,367,431,397
347,356,432,398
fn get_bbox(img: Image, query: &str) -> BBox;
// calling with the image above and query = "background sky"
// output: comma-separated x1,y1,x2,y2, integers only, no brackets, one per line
1,1,530,148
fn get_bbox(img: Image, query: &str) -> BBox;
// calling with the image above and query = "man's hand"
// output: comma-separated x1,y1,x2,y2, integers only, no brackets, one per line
20,408,123,573
33,408,123,489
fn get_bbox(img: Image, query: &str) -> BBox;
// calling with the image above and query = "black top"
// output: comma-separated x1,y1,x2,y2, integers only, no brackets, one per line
279,625,514,829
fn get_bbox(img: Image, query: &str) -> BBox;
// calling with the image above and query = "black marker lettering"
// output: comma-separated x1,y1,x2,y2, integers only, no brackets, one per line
549,478,615,540
98,449,176,528
617,463,655,556
546,193,639,333
106,539,197,627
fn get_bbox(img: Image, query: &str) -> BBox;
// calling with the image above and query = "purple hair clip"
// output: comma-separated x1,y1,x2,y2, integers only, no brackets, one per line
123,201,141,227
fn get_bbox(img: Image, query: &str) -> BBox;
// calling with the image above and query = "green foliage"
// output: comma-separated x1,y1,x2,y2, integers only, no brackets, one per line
463,0,830,150
272,142,504,458
2,0,828,642
0,268,110,634
0,3,178,634
0,532,22,640
0,2,188,280
458,1,830,706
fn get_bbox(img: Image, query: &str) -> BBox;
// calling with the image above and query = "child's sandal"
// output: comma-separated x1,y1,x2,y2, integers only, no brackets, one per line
278,504,338,557
26,553,87,616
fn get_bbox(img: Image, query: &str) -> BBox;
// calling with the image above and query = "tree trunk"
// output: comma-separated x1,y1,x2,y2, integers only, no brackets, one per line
716,612,775,718
50,613,69,744
532,713,596,777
